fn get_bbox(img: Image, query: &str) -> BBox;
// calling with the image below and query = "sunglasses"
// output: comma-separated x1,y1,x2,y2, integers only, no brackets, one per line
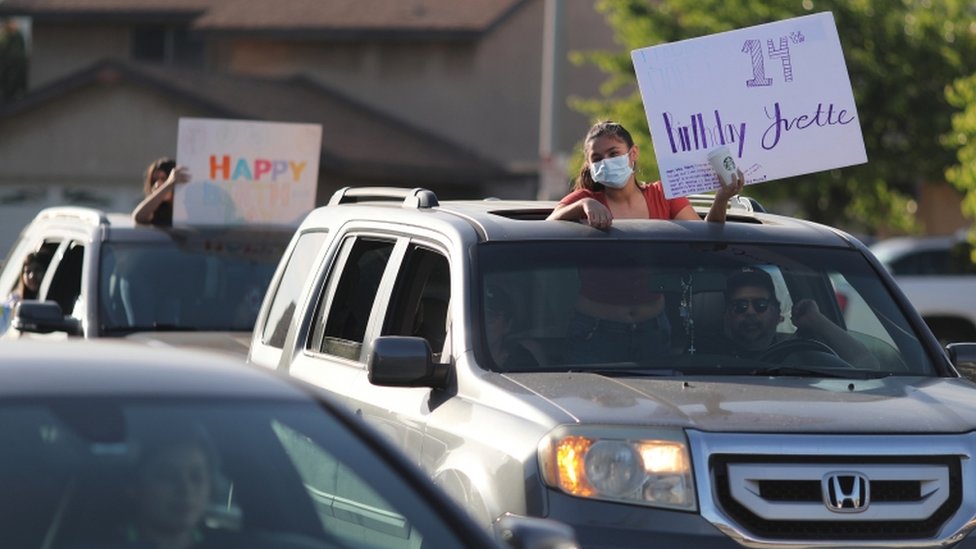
729,298,772,315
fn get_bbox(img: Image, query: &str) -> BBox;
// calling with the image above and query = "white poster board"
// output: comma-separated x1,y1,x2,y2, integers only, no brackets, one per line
631,12,867,199
174,118,322,225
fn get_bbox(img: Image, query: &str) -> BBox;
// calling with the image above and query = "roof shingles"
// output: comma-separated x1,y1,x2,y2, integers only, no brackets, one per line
0,0,524,33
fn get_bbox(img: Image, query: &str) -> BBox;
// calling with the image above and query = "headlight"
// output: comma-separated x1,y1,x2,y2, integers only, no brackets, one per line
539,426,696,511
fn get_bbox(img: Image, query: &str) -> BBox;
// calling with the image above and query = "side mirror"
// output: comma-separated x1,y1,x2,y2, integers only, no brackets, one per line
367,336,449,389
493,512,579,549
946,342,976,382
13,300,82,335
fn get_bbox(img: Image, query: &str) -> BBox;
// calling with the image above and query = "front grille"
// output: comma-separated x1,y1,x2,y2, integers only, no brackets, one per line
712,455,962,540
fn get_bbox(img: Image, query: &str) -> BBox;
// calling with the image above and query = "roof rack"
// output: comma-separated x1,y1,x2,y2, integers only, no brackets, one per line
328,187,439,209
687,193,765,213
35,206,109,226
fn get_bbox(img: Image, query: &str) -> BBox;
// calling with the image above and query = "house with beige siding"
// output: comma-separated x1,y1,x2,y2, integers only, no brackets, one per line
0,0,617,255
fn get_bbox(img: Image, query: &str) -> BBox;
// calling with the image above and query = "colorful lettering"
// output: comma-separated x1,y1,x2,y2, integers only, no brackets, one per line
231,158,253,181
207,156,309,182
289,161,307,182
253,159,272,181
210,155,230,180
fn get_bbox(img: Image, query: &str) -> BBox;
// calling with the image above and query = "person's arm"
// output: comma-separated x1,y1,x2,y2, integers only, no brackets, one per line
132,166,190,224
704,169,745,223
791,299,881,369
547,198,614,229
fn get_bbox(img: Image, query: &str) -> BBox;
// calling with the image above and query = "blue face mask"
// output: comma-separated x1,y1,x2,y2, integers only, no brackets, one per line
589,153,633,189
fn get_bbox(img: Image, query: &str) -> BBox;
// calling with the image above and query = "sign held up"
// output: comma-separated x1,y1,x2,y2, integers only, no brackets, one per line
174,118,322,226
631,11,867,199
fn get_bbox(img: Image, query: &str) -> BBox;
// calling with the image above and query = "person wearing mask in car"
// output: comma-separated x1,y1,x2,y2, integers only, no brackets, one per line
132,157,191,226
0,249,53,336
710,267,879,369
546,120,744,227
549,120,744,365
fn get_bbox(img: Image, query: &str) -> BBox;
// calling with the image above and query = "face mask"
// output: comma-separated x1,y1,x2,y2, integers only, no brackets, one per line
589,153,633,189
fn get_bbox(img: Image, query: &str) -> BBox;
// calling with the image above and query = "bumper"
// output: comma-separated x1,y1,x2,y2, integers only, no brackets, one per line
544,491,976,549
545,492,733,549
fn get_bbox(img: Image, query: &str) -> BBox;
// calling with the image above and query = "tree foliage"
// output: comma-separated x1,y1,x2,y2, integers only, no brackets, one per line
946,73,976,247
570,0,976,234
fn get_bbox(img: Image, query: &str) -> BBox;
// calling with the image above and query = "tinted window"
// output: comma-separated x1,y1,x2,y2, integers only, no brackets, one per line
888,250,950,276
383,246,451,355
0,398,473,548
44,241,84,316
261,231,328,348
312,237,395,360
476,242,935,376
99,235,287,333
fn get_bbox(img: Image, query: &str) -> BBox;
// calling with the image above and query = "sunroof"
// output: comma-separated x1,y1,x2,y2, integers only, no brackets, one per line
487,208,554,221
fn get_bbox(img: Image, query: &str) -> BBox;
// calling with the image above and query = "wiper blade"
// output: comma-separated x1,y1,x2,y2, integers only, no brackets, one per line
102,324,200,333
747,366,889,379
575,368,683,377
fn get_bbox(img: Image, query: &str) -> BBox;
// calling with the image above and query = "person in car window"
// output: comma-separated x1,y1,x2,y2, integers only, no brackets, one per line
132,157,191,226
485,285,541,370
546,120,744,227
550,121,744,365
0,249,53,335
712,268,879,369
121,428,218,549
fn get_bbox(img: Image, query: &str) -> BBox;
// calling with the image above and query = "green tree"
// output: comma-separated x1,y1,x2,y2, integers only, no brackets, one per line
946,73,976,249
571,0,976,234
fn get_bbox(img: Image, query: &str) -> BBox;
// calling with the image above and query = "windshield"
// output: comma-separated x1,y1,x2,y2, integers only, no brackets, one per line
2,398,473,549
476,241,937,378
98,237,285,332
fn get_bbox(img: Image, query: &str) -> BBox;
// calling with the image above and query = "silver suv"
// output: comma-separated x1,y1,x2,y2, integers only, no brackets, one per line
249,187,976,548
1,207,291,356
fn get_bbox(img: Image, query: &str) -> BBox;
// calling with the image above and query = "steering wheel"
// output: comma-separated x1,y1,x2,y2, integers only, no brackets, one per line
757,337,840,363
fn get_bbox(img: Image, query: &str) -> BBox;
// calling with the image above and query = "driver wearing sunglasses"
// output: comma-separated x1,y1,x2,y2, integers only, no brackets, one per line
719,268,879,368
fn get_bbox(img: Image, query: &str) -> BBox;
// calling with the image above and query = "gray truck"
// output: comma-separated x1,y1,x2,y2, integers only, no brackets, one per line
249,187,976,548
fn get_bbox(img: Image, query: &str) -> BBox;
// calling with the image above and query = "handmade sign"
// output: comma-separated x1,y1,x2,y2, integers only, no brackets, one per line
174,118,322,225
631,12,867,198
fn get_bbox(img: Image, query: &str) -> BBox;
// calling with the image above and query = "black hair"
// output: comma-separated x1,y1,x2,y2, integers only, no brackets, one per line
16,248,54,300
485,285,515,320
143,157,176,196
725,268,779,305
573,120,636,192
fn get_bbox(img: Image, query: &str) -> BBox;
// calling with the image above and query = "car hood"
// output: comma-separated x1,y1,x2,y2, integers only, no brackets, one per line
123,331,251,359
503,373,976,433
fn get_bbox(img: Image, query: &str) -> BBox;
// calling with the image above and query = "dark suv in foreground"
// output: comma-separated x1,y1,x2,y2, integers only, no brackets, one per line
249,187,976,548
0,207,291,356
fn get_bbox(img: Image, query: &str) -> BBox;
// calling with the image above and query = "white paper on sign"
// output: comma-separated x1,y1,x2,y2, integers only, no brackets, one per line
174,118,322,226
631,11,867,199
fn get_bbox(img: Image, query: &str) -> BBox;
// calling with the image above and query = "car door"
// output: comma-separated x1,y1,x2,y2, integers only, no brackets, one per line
288,231,438,467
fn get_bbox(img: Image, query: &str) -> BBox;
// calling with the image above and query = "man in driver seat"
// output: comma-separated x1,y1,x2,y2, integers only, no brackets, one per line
716,268,879,369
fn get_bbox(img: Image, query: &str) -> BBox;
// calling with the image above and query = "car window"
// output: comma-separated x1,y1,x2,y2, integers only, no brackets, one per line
888,250,950,276
311,237,395,361
476,242,935,376
44,241,85,315
382,245,451,356
99,236,284,333
0,398,473,549
261,231,329,348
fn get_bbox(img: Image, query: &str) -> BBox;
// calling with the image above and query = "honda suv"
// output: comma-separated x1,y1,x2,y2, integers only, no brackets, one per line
0,207,291,356
249,187,976,548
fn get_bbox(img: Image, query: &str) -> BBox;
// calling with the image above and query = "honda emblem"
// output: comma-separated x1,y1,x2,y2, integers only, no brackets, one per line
822,472,870,513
